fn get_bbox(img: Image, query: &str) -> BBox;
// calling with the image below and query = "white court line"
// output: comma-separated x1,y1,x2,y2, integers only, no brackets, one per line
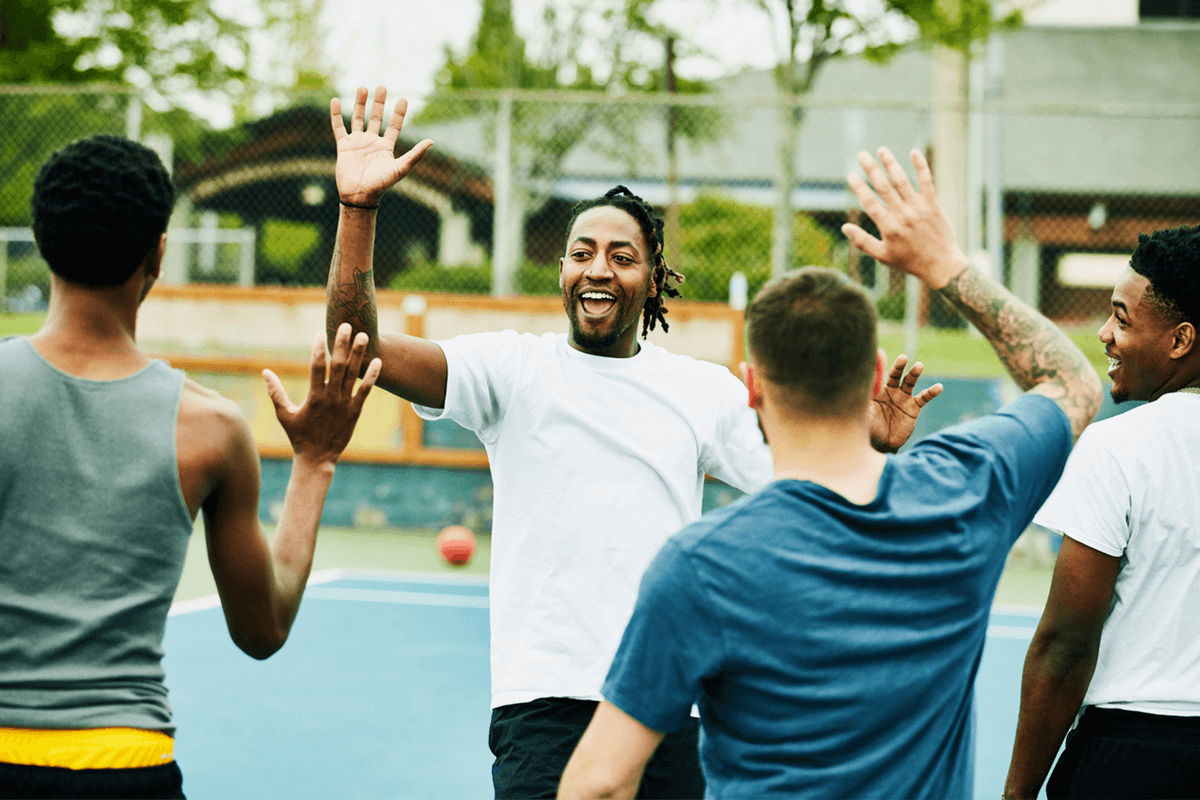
303,586,489,608
987,625,1036,640
168,568,361,617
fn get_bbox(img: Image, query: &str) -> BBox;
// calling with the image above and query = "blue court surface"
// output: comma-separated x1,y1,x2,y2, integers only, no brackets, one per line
165,571,1041,799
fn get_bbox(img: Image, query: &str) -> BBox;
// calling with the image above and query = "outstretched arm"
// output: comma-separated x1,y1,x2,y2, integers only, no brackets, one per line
1004,535,1118,799
843,148,1101,438
202,324,380,658
327,85,448,407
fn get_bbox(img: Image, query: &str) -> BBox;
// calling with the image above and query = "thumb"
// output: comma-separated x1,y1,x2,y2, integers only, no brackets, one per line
263,369,297,420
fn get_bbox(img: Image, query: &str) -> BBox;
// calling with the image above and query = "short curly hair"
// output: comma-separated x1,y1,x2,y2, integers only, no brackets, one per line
1129,225,1200,327
32,134,175,287
563,186,684,336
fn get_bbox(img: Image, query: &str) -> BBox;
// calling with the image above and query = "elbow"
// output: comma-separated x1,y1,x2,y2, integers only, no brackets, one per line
232,627,289,660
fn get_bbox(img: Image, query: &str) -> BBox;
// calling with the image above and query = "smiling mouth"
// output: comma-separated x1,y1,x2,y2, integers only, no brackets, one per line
1107,354,1120,375
579,290,617,317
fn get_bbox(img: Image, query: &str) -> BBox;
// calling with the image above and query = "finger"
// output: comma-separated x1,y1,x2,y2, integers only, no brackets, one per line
878,147,918,203
351,357,383,415
914,382,944,408
350,86,368,133
330,97,346,141
383,97,409,145
887,354,910,386
326,324,352,388
263,369,297,419
392,139,434,182
841,222,886,263
858,150,904,210
367,85,387,135
911,149,938,199
308,331,329,397
846,171,888,223
902,360,927,389
342,331,370,394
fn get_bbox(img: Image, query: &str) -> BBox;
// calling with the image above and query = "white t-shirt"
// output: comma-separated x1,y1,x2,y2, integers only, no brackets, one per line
1034,392,1200,716
413,331,774,707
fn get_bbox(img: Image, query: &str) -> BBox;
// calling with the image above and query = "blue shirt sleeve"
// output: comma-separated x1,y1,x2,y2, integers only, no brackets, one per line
601,538,724,734
908,393,1073,538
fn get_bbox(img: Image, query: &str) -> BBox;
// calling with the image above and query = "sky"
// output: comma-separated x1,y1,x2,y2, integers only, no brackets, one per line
321,0,786,105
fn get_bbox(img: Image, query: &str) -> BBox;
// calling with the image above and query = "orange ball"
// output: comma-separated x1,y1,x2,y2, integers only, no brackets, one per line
437,525,476,566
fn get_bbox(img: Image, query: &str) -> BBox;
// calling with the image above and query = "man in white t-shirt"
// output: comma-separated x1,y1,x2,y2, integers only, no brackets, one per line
323,85,941,798
1004,224,1200,799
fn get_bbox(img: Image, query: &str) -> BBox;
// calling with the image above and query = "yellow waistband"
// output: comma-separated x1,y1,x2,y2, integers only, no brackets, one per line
0,727,174,769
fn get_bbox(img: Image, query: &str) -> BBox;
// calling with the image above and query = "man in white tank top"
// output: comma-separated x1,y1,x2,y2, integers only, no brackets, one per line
0,134,380,798
1005,225,1200,799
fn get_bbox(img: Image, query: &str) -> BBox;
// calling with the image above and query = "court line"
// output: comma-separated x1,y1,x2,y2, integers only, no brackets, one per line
304,586,489,608
168,569,347,617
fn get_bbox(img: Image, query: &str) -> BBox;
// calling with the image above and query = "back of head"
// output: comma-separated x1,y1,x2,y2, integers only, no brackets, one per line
746,267,878,415
1129,225,1200,328
32,135,175,287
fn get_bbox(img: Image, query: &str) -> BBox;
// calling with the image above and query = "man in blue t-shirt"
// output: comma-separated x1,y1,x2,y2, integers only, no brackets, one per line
558,147,1103,799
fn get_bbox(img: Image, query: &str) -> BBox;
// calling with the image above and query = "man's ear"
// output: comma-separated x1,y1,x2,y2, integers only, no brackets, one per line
558,257,565,291
147,233,166,280
872,348,887,397
741,361,762,409
1169,321,1196,360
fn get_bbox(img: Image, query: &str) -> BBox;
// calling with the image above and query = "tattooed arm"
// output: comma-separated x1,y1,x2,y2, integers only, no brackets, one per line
843,147,1100,438
327,85,447,407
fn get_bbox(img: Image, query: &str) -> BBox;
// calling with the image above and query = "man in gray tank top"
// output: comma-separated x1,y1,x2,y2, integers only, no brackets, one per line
0,135,381,798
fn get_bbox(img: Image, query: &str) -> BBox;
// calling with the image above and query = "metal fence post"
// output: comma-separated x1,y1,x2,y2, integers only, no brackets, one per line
492,92,515,297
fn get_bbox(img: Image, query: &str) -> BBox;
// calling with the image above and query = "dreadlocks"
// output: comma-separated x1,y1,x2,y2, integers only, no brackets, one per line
564,186,684,336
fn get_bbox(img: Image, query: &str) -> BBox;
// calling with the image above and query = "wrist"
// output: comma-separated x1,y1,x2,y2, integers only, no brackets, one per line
339,197,379,211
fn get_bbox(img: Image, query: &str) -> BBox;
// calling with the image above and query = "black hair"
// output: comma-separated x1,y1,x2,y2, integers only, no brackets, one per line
1129,225,1200,327
31,134,175,287
563,185,684,336
746,267,878,415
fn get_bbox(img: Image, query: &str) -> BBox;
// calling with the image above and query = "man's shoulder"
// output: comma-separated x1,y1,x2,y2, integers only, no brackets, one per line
180,378,250,439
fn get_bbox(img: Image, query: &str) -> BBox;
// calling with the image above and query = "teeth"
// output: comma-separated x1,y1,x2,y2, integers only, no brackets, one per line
1107,356,1120,373
581,292,615,301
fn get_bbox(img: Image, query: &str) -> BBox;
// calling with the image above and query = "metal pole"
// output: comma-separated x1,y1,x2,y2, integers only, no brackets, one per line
491,93,514,297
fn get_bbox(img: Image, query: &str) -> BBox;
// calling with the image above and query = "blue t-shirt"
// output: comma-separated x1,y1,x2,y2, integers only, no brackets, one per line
602,394,1071,799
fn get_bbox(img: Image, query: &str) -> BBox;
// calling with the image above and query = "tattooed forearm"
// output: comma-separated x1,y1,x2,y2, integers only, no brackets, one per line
936,267,1101,436
326,238,381,359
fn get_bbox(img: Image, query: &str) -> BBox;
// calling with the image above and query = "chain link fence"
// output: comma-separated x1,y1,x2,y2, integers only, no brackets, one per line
2,85,1198,329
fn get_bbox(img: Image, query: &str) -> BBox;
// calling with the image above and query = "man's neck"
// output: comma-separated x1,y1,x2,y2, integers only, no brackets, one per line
31,278,149,379
764,413,888,506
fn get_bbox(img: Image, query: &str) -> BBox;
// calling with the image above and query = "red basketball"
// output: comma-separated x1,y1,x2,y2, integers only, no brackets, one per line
437,525,476,566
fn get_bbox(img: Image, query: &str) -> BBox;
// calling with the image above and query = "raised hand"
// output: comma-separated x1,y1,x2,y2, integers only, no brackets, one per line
263,323,382,465
869,354,943,453
330,85,434,207
841,147,969,290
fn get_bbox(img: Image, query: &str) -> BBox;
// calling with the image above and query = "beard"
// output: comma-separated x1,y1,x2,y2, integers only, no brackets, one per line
566,307,624,351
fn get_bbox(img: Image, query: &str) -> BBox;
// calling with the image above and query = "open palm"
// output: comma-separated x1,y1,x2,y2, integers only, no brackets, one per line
331,85,434,206
869,354,943,453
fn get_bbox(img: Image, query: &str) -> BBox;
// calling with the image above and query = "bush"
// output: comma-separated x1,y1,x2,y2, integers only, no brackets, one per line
675,193,839,303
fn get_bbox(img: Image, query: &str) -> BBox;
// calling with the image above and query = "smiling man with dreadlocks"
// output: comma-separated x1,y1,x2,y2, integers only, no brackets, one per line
324,86,941,798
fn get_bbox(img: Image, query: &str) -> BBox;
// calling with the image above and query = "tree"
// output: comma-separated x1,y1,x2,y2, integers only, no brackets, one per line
419,0,723,295
750,0,1018,276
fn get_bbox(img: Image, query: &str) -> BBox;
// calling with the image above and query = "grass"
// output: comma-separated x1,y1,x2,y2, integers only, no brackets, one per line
0,312,44,337
877,322,1107,379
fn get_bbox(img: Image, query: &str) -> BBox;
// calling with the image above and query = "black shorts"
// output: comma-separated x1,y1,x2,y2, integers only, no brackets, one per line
489,697,703,799
1048,706,1200,799
0,759,184,799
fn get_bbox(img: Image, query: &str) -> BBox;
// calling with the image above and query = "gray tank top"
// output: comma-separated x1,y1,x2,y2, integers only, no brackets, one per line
0,336,192,733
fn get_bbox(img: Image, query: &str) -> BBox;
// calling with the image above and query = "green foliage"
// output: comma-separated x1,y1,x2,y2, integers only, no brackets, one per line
389,260,494,295
675,193,837,302
385,259,563,298
257,219,320,284
0,92,128,227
